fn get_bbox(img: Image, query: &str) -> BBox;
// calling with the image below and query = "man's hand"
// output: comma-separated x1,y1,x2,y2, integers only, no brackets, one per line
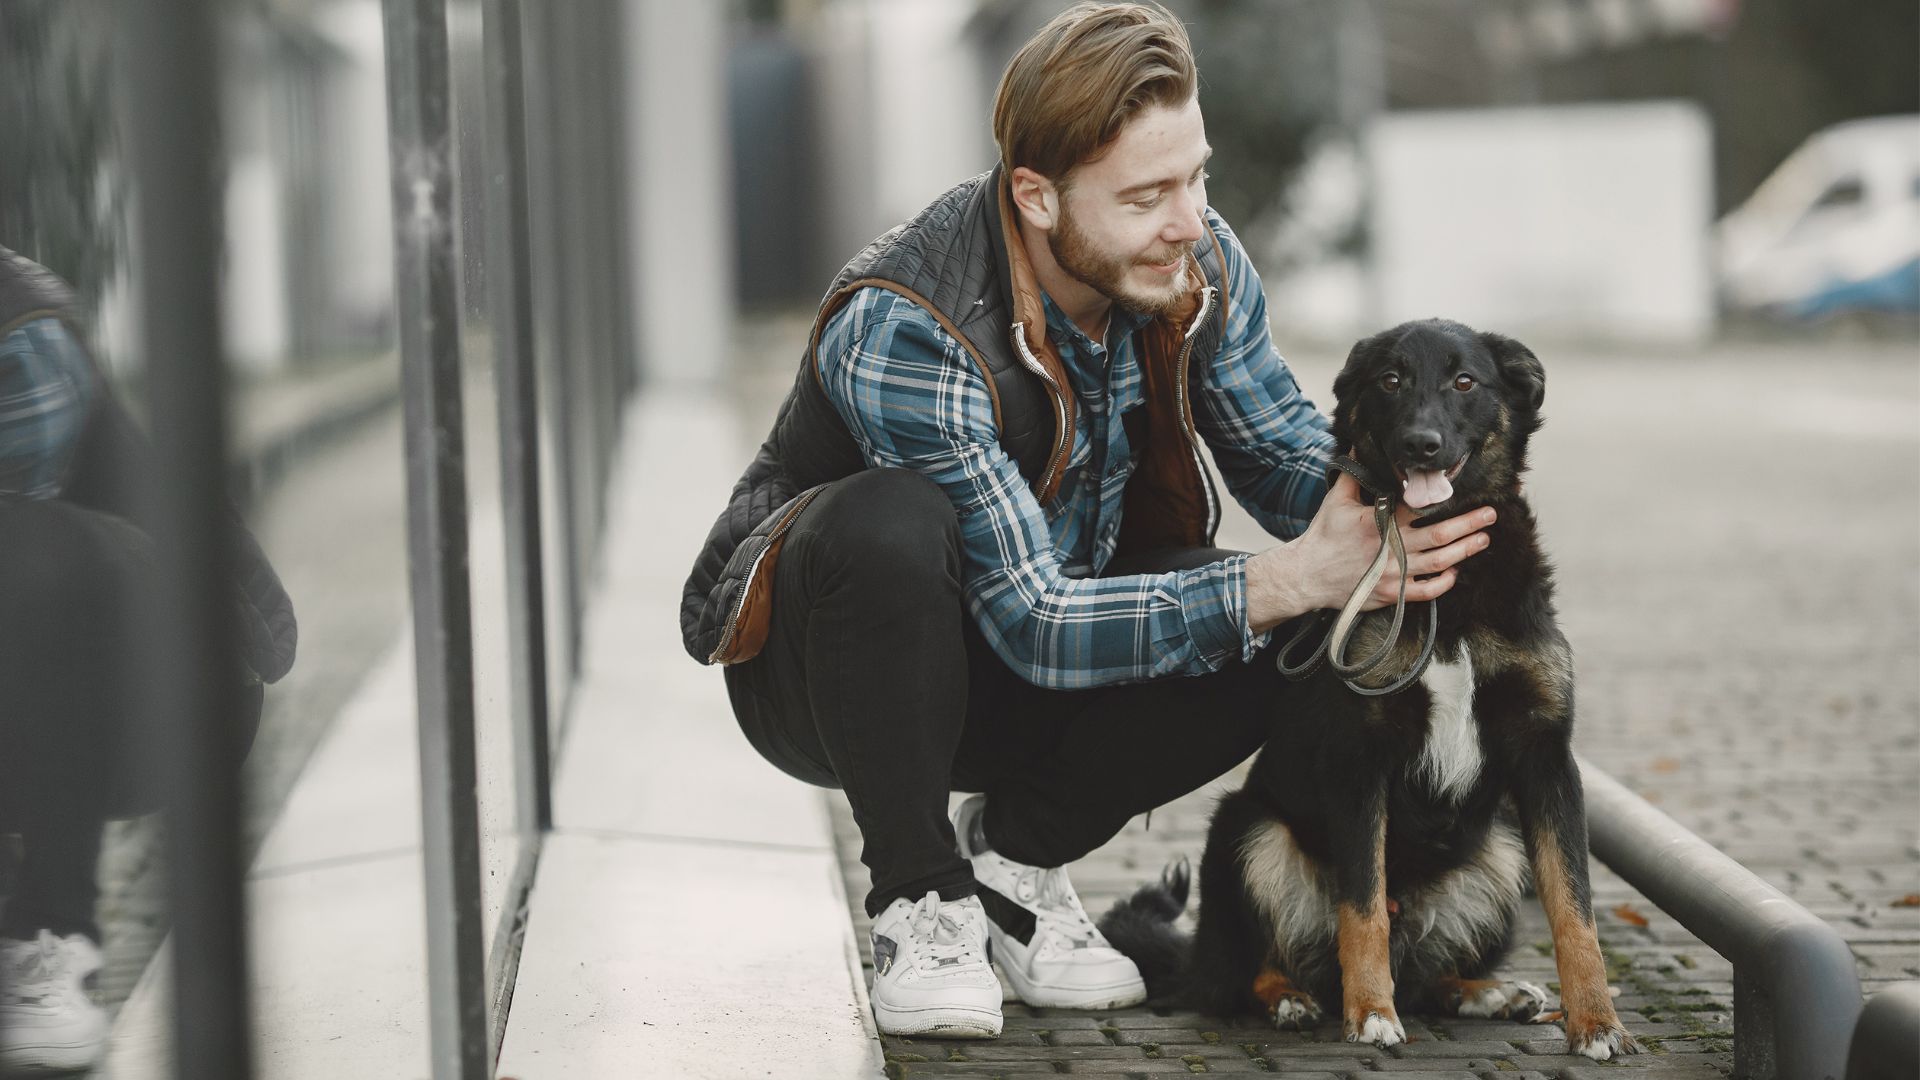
1246,472,1495,633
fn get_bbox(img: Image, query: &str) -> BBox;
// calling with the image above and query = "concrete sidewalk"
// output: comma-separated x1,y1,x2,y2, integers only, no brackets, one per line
494,389,880,1077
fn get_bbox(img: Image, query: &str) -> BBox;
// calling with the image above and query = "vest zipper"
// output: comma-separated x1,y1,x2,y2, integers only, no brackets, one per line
708,485,828,663
1174,285,1221,539
1008,322,1072,500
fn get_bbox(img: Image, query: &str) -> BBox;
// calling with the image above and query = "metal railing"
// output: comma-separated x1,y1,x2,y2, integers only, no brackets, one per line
103,0,636,1075
1580,758,1865,1080
381,0,634,1076
1846,981,1920,1080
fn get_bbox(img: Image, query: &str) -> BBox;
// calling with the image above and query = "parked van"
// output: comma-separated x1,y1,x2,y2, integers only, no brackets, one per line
1717,115,1920,318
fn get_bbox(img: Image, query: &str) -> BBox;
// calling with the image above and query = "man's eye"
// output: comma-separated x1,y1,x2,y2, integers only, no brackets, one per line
1380,372,1401,392
1454,373,1475,392
1190,170,1209,186
1134,194,1164,210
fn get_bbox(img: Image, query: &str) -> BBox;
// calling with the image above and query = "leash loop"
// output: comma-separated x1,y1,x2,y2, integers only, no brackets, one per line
1276,456,1439,697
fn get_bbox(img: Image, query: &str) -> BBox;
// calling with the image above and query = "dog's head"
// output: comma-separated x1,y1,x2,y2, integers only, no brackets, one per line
1330,319,1544,515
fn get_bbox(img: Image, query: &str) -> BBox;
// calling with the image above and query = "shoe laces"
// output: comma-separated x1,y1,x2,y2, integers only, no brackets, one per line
0,931,68,1005
904,892,982,970
1017,867,1105,950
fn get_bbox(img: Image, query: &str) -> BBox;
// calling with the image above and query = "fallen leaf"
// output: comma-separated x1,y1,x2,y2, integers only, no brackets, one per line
1611,903,1651,928
1648,757,1682,774
1892,894,1920,908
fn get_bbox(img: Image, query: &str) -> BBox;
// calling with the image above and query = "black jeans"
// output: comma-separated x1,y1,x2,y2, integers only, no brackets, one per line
0,499,263,942
724,468,1299,917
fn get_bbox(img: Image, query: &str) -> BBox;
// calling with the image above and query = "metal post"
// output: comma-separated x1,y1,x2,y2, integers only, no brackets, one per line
121,2,254,1076
1733,970,1777,1079
518,1,587,684
555,1,605,606
479,0,552,841
602,0,639,404
477,0,552,1053
382,1,490,1076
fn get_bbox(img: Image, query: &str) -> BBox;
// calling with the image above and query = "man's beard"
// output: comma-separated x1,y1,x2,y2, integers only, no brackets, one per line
1048,198,1191,318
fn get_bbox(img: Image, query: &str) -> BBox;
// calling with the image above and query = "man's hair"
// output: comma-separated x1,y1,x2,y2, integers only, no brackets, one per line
992,2,1197,186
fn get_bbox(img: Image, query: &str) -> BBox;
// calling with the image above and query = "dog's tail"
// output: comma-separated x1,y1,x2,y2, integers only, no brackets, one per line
1096,856,1192,1003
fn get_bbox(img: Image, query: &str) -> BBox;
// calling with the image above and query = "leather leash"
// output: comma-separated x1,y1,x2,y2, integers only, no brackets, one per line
1275,457,1438,697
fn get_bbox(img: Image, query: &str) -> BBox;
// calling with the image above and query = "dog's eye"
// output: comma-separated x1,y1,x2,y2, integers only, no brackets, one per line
1453,373,1476,392
1379,372,1401,392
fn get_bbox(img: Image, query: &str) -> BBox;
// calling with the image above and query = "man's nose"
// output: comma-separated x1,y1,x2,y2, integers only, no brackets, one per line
1163,191,1205,245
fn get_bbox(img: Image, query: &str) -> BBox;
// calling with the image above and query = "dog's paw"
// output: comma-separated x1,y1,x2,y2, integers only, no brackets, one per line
1344,1010,1405,1047
1564,1016,1640,1060
1456,979,1548,1021
1269,992,1322,1030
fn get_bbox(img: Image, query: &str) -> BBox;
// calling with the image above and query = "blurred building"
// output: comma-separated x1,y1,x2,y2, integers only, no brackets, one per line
731,0,1915,343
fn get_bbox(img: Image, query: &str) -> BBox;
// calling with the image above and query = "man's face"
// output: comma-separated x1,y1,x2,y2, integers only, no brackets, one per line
1049,96,1212,318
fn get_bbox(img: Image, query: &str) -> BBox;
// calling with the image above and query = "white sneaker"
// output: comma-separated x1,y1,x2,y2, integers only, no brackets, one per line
868,891,1002,1038
0,931,108,1074
954,795,1147,1010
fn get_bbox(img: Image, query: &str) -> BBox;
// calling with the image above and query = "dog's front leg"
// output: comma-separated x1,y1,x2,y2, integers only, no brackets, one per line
1512,739,1638,1060
1329,780,1403,1046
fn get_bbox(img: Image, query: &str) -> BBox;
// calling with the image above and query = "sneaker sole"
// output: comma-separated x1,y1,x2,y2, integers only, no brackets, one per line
872,1001,1003,1039
999,962,1148,1011
0,1045,105,1072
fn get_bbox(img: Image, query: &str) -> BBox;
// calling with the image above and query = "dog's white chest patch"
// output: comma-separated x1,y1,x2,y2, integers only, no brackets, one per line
1414,654,1482,801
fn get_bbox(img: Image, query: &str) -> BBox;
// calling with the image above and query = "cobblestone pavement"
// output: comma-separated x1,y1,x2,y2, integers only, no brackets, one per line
808,337,1920,1078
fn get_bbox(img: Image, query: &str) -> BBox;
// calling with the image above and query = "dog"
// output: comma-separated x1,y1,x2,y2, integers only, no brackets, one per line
1099,319,1637,1059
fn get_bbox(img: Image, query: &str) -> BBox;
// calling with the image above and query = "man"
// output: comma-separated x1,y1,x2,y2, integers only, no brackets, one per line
0,244,295,1072
681,2,1493,1037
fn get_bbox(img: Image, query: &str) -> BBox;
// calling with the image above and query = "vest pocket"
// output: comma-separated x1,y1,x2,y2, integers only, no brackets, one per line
705,483,829,665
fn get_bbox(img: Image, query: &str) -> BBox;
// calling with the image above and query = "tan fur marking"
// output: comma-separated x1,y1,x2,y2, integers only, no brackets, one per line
1335,817,1398,1033
1435,976,1501,1011
1252,968,1304,1010
1336,903,1394,1019
1463,629,1573,715
1532,838,1624,1038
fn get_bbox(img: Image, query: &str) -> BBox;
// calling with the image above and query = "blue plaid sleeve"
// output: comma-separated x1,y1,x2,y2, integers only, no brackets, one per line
817,288,1259,689
1193,210,1336,539
0,317,95,501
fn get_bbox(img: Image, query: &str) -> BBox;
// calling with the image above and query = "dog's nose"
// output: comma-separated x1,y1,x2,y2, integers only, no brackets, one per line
1401,429,1443,463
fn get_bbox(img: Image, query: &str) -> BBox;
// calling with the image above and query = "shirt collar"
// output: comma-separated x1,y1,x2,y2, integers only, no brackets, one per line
1039,291,1152,356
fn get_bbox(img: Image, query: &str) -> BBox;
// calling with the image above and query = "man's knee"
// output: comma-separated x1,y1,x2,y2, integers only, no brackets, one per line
790,468,960,589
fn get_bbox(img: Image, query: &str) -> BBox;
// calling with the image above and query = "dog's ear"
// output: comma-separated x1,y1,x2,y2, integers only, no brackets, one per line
1480,331,1544,412
1332,328,1394,408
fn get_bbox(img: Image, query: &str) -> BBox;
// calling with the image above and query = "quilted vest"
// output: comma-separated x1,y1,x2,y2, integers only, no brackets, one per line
0,245,298,684
680,167,1229,666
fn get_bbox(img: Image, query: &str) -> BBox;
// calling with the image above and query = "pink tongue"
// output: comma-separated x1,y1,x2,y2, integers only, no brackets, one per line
1402,468,1453,509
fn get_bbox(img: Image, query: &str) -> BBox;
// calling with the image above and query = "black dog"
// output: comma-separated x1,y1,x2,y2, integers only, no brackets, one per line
1100,319,1636,1059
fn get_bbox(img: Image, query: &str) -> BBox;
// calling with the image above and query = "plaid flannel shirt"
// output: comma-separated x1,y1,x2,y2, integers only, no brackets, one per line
818,210,1334,689
0,316,94,501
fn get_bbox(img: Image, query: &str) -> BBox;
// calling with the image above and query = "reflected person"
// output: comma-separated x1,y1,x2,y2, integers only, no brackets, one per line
681,2,1493,1039
0,245,296,1074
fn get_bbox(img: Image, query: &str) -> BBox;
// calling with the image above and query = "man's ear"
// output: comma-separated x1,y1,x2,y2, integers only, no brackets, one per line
1480,331,1545,412
1008,166,1059,231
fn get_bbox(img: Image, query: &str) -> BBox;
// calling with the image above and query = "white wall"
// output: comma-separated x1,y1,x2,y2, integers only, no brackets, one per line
223,153,291,372
1366,102,1716,345
807,0,992,269
626,0,734,386
312,0,396,341
867,0,993,224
